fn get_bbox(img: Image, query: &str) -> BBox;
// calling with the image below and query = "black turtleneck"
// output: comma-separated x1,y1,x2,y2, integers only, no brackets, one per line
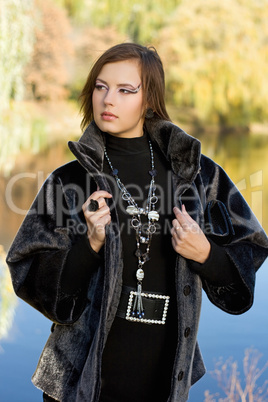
99,133,178,402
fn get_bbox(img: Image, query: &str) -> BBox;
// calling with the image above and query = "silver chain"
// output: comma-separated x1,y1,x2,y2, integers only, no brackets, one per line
104,140,160,318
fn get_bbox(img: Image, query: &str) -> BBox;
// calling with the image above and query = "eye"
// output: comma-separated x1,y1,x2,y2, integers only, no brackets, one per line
118,87,141,94
95,84,108,91
118,88,134,94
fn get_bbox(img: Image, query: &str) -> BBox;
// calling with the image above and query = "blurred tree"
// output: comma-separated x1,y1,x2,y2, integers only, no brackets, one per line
86,0,181,43
0,0,35,108
0,0,37,175
25,0,74,101
52,0,84,19
157,0,268,127
69,26,127,100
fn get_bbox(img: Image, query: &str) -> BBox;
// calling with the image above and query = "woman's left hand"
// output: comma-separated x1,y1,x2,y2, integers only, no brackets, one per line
171,205,211,264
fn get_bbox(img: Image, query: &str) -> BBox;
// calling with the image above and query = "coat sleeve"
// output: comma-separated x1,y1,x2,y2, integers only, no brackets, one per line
6,172,101,324
199,155,268,314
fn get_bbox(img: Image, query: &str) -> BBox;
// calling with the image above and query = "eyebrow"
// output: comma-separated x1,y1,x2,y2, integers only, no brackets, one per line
96,78,140,90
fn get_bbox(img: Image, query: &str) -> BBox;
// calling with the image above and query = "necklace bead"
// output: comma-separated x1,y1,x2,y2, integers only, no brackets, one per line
148,210,160,221
126,205,139,215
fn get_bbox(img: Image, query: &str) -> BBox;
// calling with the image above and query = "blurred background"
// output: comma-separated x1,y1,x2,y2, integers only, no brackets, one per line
0,0,268,400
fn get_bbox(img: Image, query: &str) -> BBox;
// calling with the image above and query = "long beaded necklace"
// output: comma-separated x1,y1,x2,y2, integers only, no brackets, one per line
104,140,160,319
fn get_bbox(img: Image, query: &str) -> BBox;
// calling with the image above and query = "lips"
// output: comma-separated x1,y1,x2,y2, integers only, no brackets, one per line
101,111,118,120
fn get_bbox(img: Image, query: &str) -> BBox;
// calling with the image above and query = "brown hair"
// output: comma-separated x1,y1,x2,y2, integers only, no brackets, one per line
79,43,171,131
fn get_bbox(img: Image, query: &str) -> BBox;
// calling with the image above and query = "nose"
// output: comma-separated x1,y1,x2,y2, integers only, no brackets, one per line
103,89,115,106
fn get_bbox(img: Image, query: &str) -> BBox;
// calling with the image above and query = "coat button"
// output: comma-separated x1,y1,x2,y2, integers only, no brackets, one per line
184,327,191,338
183,285,191,296
178,371,184,381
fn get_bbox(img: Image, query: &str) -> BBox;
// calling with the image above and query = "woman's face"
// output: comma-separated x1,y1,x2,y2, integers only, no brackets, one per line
92,59,145,138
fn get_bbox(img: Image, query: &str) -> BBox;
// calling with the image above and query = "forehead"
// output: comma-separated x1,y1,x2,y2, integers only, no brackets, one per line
97,59,141,83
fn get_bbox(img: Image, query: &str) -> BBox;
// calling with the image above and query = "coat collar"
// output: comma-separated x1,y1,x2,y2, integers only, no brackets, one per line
68,118,201,184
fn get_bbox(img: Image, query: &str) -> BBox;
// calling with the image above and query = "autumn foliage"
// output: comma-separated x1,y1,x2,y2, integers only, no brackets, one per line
157,0,268,126
25,0,73,101
2,0,268,126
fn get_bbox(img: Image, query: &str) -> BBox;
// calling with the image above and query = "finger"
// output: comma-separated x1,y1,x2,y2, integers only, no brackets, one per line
91,197,108,209
181,204,196,224
171,220,183,238
173,206,187,224
95,204,111,218
173,207,190,230
171,227,180,239
92,213,112,229
89,215,112,241
89,190,112,200
102,213,112,226
174,206,198,230
85,204,111,220
181,205,203,235
171,218,181,231
83,192,112,213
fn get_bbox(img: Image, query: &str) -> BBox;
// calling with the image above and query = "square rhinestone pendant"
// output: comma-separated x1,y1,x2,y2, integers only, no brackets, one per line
125,291,170,325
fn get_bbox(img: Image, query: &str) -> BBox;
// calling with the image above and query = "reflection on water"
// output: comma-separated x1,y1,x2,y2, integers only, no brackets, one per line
200,132,268,231
0,140,75,249
0,245,17,342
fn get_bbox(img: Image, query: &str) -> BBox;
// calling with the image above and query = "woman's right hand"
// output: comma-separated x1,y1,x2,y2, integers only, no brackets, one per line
82,190,113,253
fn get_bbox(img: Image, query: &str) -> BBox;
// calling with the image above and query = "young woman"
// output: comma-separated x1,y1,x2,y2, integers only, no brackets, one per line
7,43,268,402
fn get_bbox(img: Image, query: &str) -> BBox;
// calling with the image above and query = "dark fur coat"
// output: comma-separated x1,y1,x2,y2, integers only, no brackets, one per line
7,119,268,401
